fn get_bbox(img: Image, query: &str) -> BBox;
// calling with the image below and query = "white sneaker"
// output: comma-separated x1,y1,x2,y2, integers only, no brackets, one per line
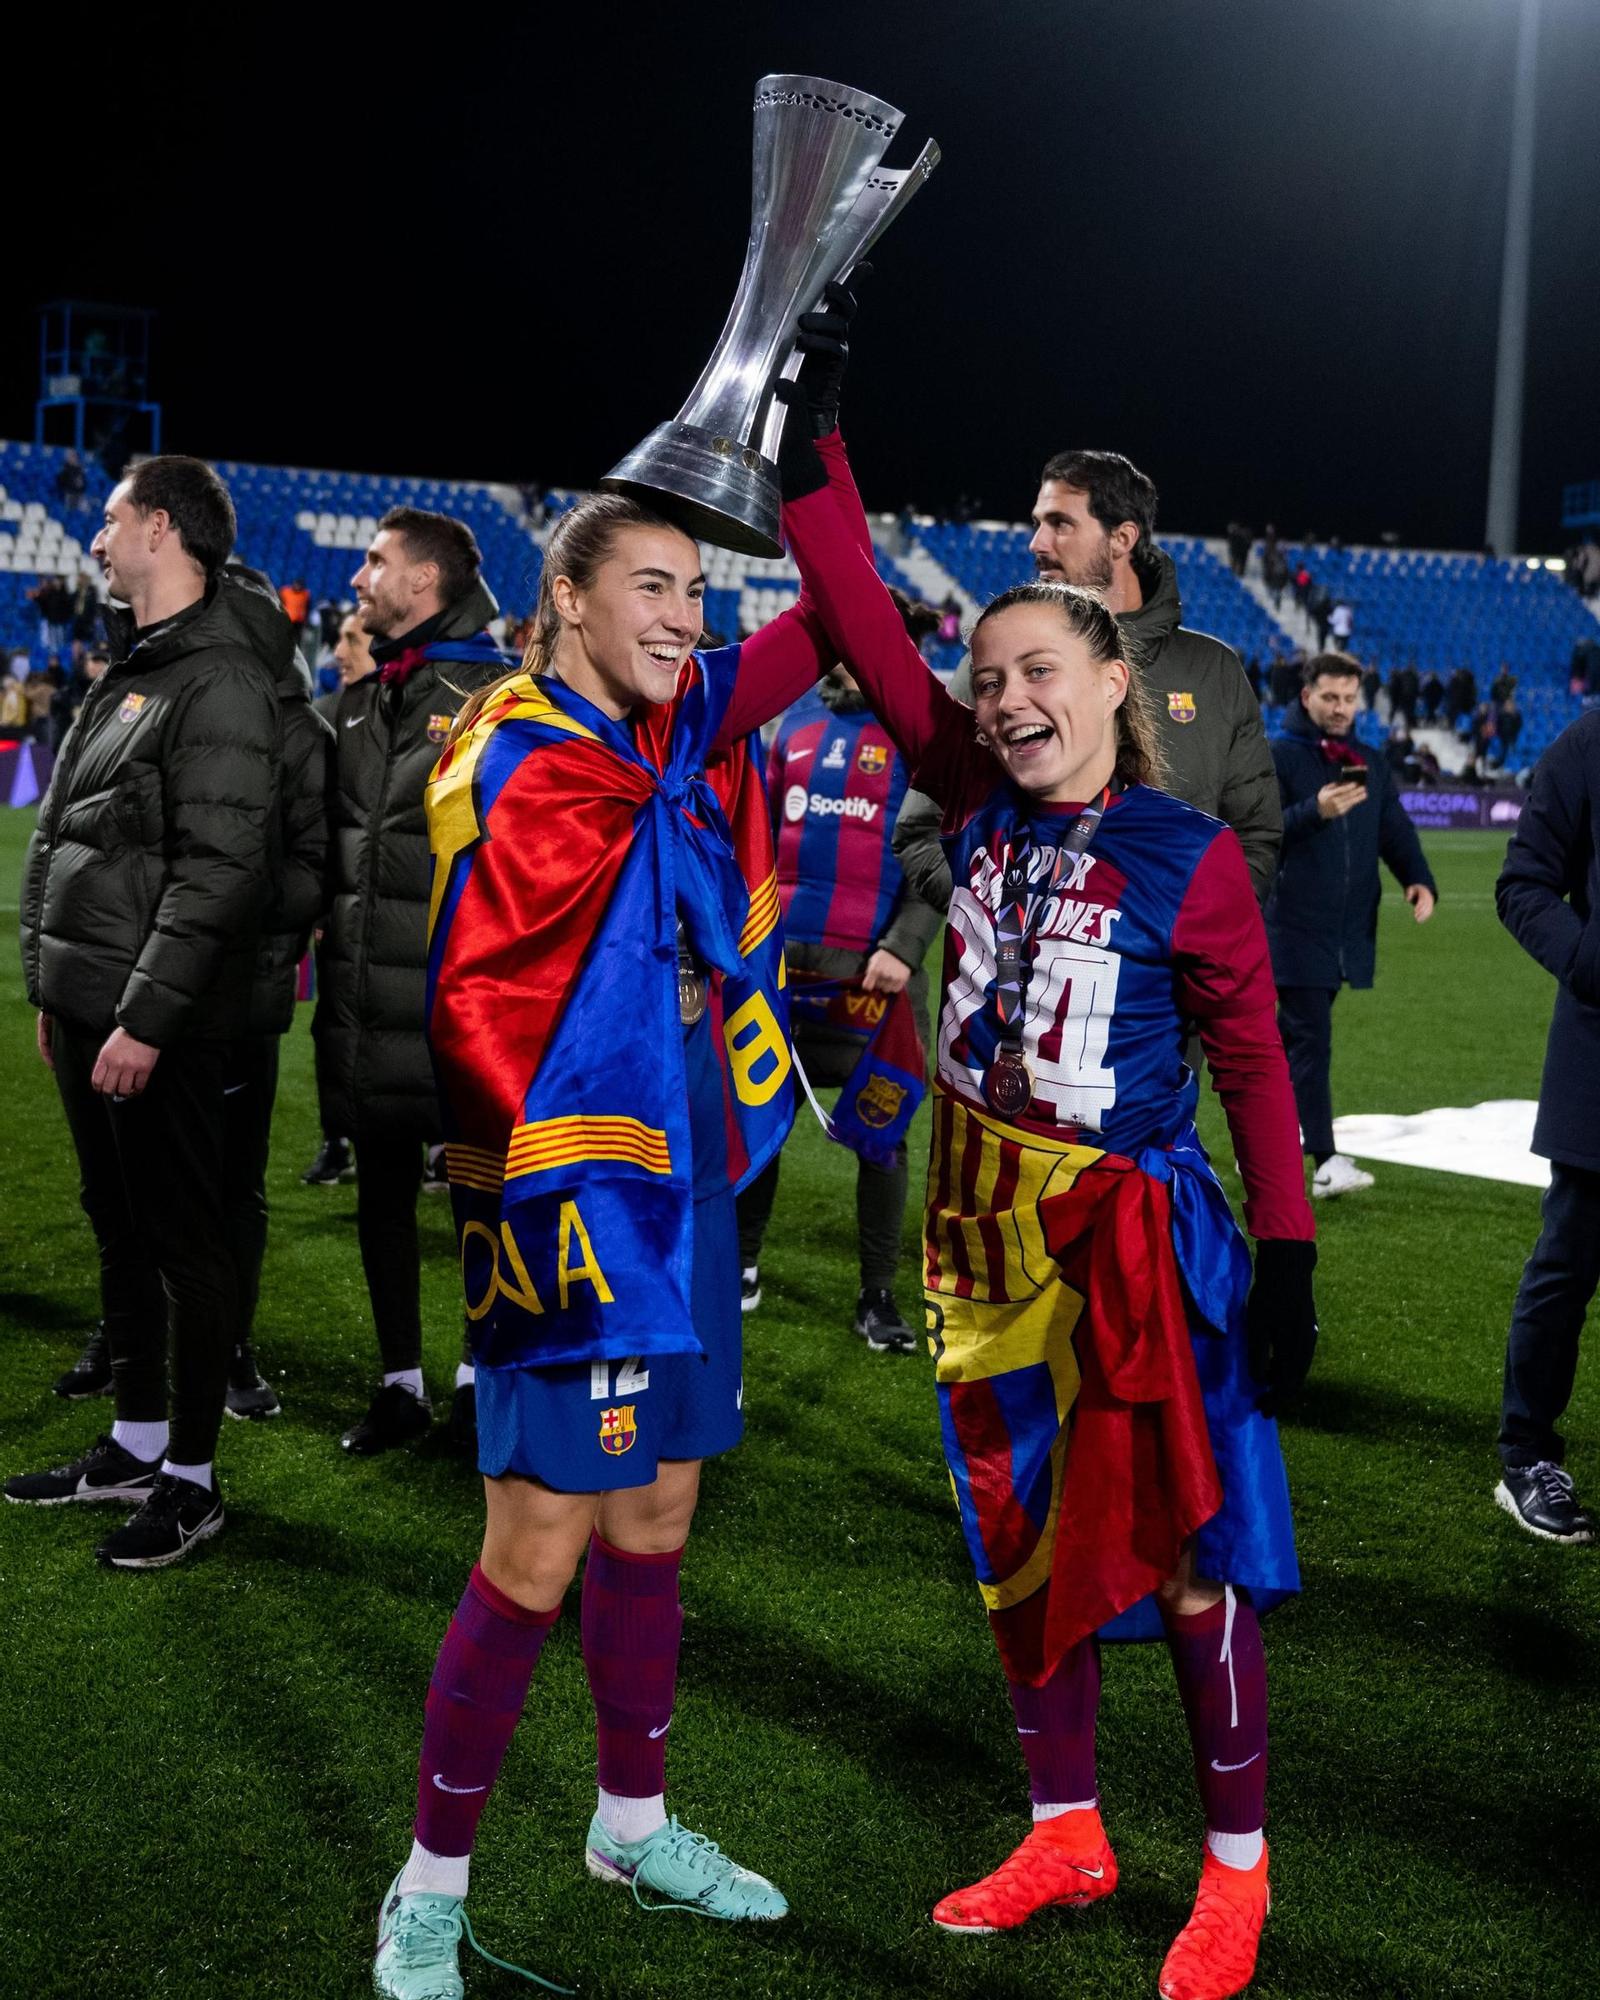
1312,1153,1375,1199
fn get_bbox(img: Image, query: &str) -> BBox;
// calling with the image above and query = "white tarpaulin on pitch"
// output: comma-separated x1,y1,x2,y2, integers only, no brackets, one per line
1332,1099,1549,1189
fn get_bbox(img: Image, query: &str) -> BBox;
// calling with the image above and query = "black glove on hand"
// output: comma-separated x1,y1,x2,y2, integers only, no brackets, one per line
771,272,867,502
1245,1238,1319,1417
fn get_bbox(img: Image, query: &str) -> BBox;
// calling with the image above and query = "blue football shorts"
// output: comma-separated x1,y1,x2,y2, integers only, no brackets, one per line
475,1186,744,1491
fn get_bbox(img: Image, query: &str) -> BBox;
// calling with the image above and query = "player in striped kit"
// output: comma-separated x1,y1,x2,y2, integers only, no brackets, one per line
770,305,1319,2000
736,596,942,1352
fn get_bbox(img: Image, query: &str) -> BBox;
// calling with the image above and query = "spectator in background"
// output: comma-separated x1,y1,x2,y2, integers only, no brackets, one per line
1568,636,1599,695
1491,708,1600,1545
1384,717,1416,781
1268,652,1301,710
316,597,345,654
1265,653,1437,1201
25,664,61,745
0,661,26,736
1568,538,1599,600
1446,665,1477,728
55,449,89,513
1225,518,1252,577
1491,665,1517,707
1292,559,1313,607
1329,598,1354,651
31,575,75,655
1308,581,1332,651
316,509,509,1457
1388,661,1419,728
1419,669,1445,723
1262,537,1289,609
51,647,109,752
309,608,375,728
938,592,962,645
1498,693,1523,765
278,577,311,647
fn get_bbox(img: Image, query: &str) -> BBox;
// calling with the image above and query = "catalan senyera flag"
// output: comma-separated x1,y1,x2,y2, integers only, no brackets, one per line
924,1090,1299,1683
424,650,792,1373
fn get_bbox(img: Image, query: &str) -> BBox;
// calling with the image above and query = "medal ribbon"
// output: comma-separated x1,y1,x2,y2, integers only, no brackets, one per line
991,787,1112,1061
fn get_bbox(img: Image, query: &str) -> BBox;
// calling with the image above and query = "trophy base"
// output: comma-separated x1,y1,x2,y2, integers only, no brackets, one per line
600,421,784,559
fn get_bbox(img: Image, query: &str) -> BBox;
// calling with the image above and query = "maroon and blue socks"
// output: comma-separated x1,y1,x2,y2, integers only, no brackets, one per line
1008,1636,1102,1813
581,1532,684,1824
412,1564,558,1867
1162,1588,1268,1863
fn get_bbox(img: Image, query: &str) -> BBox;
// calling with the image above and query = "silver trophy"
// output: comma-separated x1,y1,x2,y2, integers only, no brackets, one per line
601,74,939,557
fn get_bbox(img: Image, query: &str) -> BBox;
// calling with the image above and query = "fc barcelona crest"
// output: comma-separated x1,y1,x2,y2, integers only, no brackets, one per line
854,1074,908,1129
1167,691,1196,725
117,692,147,724
599,1404,637,1456
856,741,888,775
426,713,452,745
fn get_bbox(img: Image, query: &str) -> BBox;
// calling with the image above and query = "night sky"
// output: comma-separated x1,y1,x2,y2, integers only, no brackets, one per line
8,0,1597,552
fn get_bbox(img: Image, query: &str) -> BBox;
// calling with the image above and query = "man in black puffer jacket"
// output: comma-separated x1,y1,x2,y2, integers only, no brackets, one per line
9,457,282,1569
317,508,509,1456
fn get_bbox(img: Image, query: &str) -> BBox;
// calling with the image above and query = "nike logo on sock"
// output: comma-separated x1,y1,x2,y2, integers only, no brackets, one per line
1210,1752,1262,1773
1016,1727,1040,1735
431,1774,488,1794
647,1721,671,1739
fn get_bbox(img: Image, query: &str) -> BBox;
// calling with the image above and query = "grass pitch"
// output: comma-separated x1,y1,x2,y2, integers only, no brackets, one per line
1,818,1596,2000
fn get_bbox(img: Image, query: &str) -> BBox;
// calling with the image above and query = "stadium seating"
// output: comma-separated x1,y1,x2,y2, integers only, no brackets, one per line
5,434,1596,764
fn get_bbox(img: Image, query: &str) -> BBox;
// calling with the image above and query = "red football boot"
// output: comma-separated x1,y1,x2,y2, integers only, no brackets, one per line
931,1809,1118,1935
1158,1845,1271,2000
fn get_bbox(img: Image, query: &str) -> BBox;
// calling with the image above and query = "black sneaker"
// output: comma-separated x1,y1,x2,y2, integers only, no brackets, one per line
52,1324,113,1400
225,1342,282,1422
449,1380,477,1456
5,1433,162,1507
741,1265,762,1314
301,1136,356,1186
1495,1461,1597,1545
341,1382,433,1456
853,1288,918,1356
421,1146,450,1195
96,1472,224,1569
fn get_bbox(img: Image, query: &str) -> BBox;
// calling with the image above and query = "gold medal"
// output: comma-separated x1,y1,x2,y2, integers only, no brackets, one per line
983,1047,1034,1117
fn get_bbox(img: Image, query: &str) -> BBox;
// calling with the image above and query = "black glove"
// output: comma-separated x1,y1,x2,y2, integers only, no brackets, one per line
771,273,867,502
1244,1238,1318,1417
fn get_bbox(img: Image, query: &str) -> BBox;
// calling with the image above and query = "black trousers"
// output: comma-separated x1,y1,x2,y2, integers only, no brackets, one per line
1500,1162,1600,1470
1276,985,1338,1160
52,1021,238,1466
222,1036,281,1344
355,1133,427,1374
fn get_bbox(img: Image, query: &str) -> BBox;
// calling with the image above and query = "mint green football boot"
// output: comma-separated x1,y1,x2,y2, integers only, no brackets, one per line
373,1873,464,1999
584,1812,788,1920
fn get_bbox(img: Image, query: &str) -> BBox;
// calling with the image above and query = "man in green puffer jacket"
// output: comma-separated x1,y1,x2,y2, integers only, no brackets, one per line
893,448,1282,911
314,508,510,1459
10,457,282,1569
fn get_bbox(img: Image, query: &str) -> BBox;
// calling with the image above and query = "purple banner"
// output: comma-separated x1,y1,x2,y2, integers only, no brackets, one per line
1397,787,1523,832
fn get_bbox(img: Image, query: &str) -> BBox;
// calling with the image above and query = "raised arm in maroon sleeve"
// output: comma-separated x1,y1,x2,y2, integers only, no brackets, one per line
714,424,888,749
1172,829,1315,1243
774,430,991,813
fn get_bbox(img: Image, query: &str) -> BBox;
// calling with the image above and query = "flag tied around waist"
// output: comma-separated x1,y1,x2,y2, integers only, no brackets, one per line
787,974,926,1168
424,652,792,1372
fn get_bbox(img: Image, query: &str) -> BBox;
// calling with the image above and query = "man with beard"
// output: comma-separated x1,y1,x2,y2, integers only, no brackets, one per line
894,448,1281,910
317,509,509,1456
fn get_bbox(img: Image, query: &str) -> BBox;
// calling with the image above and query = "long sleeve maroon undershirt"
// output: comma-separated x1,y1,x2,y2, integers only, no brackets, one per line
773,430,1313,1244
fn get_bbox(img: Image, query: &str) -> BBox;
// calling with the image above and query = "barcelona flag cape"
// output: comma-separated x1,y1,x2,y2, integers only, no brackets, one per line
926,1089,1299,1683
424,650,792,1371
788,975,926,1169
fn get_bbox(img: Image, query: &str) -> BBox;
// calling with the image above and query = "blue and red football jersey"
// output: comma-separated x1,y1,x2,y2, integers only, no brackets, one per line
767,689,911,954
